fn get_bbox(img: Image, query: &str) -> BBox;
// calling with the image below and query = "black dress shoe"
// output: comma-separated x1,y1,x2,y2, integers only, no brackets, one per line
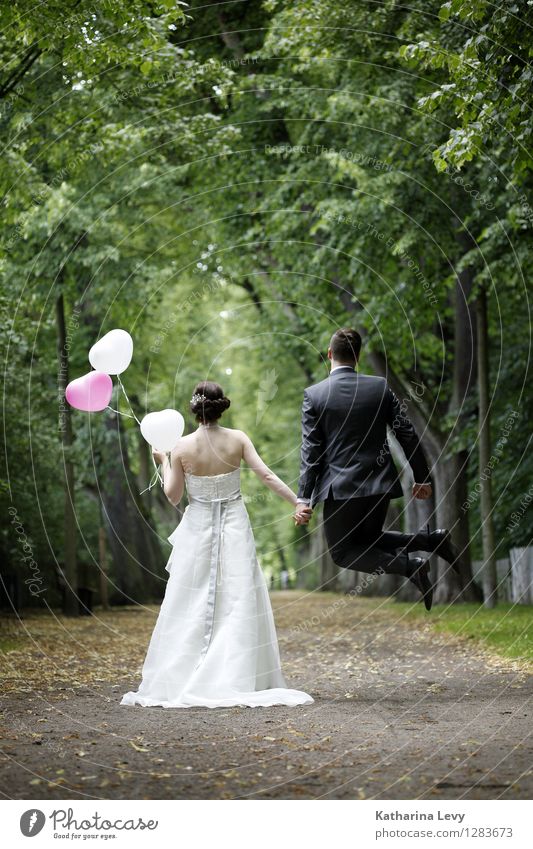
429,529,460,574
409,557,433,611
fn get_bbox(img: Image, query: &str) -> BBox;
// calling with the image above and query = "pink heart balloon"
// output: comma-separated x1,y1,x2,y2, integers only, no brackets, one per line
65,371,113,412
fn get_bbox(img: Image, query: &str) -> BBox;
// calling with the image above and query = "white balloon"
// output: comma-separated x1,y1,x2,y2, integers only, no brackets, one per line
140,409,185,452
89,329,133,375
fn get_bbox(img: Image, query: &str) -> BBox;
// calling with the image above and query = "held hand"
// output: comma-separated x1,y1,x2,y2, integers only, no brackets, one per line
294,503,313,525
413,482,432,500
152,448,167,465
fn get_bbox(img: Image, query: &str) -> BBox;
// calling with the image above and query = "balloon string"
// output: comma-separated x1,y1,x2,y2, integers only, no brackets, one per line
140,466,163,495
117,375,141,425
112,376,164,494
106,405,137,419
151,452,164,487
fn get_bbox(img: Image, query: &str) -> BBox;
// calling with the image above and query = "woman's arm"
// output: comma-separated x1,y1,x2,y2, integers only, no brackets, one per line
153,448,185,506
240,432,297,506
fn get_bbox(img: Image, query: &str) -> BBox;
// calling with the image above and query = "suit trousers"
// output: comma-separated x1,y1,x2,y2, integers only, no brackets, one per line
322,494,417,578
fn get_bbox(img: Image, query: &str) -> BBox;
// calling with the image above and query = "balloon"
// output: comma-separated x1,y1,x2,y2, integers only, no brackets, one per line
140,409,185,452
65,371,113,412
89,329,133,375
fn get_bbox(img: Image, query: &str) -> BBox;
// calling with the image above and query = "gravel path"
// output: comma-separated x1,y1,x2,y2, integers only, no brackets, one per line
0,592,531,799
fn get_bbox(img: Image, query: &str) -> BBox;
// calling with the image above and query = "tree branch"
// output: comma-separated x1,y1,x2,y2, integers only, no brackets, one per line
216,11,245,60
0,46,42,100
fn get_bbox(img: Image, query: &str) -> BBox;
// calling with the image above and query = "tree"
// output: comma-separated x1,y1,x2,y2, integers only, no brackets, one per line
0,0,236,609
402,0,533,601
2,0,530,608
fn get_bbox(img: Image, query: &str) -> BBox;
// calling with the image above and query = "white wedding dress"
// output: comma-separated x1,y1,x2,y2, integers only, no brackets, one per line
121,468,313,709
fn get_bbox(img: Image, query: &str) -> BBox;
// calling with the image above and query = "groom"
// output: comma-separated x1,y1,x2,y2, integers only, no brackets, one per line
294,328,458,610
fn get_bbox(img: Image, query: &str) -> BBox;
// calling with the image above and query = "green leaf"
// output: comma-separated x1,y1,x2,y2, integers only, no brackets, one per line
439,2,452,22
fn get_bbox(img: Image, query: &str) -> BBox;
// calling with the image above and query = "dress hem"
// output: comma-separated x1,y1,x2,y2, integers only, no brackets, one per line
120,690,314,709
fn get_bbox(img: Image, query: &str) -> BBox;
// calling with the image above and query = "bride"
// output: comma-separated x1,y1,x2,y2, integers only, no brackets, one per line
121,381,313,709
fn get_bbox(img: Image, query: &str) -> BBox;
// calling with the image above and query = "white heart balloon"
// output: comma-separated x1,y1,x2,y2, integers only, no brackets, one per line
89,329,133,375
140,409,185,452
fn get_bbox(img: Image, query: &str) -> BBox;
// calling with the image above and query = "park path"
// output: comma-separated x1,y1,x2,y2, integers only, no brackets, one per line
0,592,531,800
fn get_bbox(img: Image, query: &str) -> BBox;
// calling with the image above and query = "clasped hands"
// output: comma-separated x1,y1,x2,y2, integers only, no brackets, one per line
412,482,432,500
294,502,313,526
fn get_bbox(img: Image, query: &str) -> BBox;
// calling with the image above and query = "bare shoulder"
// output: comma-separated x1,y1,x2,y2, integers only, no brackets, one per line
170,432,194,457
175,432,194,446
229,428,251,445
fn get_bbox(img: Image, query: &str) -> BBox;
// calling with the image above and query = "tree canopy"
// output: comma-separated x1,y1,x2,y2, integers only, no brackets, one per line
1,0,531,611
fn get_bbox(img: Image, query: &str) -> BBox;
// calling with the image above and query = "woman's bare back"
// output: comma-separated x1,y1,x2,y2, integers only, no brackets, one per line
161,424,297,506
175,425,244,476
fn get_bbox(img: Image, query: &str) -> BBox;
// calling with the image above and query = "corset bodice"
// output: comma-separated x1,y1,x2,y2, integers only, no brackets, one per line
185,468,241,502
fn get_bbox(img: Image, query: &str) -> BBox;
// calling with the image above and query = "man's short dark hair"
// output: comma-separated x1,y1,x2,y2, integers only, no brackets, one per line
329,328,362,363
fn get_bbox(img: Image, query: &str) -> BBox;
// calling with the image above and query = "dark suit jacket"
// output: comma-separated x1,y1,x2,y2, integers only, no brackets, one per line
297,367,431,506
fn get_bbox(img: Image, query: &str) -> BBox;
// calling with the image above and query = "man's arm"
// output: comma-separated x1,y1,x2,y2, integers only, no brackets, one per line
386,386,431,486
297,389,324,504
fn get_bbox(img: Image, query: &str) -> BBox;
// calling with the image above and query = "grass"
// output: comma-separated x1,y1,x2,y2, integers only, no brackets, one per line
390,601,533,663
0,637,25,653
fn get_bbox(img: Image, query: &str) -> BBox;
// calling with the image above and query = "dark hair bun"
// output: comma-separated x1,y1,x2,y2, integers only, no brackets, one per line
190,381,231,423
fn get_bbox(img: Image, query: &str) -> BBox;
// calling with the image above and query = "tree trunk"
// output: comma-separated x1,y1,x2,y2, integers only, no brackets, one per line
276,531,290,576
217,11,245,60
98,525,110,611
294,525,314,589
100,407,165,604
434,253,480,602
432,451,481,602
396,447,431,601
131,392,179,527
55,291,79,616
476,285,497,607
311,505,338,591
138,428,153,508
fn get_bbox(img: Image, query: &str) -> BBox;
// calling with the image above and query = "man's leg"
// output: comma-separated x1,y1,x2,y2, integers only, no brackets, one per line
378,527,459,568
331,499,447,558
322,496,413,577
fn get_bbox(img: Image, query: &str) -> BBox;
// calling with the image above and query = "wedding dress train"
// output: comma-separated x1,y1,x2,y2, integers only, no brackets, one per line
121,468,313,709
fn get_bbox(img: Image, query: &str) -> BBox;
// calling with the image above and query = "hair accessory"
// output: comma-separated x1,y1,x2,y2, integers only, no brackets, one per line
191,393,207,404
